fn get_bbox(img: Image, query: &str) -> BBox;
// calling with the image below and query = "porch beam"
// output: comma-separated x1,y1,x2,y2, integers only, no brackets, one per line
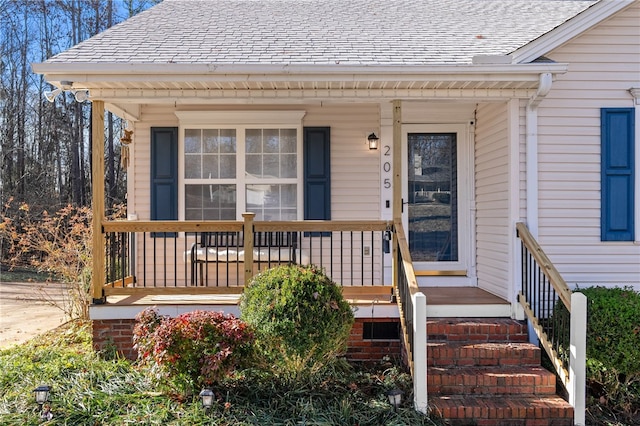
86,87,539,103
91,100,106,303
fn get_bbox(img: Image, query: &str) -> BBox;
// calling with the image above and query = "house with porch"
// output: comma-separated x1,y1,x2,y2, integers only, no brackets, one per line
33,0,639,424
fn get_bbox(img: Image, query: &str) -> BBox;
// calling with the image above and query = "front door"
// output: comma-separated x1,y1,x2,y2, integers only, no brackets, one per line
402,124,471,278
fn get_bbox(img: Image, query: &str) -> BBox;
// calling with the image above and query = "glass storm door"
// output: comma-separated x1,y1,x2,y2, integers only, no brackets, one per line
407,132,458,263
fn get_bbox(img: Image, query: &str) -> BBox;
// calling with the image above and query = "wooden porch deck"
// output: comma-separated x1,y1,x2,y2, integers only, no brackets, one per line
93,287,511,319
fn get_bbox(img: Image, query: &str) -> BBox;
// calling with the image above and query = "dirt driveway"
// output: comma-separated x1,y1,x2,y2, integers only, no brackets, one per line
0,281,68,349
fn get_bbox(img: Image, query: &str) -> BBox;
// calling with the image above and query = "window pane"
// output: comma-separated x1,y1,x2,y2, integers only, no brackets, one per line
246,129,262,153
203,129,219,153
281,154,297,178
185,129,201,153
281,184,296,207
263,154,279,178
185,184,237,220
185,209,201,220
246,154,262,177
185,185,203,211
280,209,297,220
246,184,268,209
263,129,279,153
202,209,219,220
202,154,219,179
184,155,201,178
281,129,296,152
220,129,236,153
246,184,296,220
220,154,236,178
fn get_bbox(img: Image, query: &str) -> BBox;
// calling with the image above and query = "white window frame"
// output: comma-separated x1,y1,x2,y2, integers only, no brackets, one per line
175,111,306,220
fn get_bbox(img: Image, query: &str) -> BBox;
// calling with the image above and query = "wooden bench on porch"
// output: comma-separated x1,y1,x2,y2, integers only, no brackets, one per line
188,231,299,286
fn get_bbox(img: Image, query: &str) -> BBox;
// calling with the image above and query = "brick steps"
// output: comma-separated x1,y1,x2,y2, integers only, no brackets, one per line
427,341,540,367
428,365,557,395
429,395,573,426
427,318,529,343
426,318,573,425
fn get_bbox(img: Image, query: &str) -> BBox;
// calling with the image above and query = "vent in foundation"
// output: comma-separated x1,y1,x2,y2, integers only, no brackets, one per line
363,321,400,340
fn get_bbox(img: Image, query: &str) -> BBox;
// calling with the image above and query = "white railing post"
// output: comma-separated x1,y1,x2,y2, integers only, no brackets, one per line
570,292,587,426
413,291,428,414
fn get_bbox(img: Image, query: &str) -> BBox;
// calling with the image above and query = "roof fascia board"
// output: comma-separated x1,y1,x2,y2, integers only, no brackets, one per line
510,0,634,64
32,62,569,82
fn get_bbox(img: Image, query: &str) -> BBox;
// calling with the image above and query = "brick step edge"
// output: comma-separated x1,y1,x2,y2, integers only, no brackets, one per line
427,318,528,343
428,365,557,396
427,342,541,367
429,394,573,423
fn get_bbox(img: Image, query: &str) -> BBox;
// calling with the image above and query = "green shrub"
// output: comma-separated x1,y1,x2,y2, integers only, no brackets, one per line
239,264,354,376
133,308,253,394
556,286,640,415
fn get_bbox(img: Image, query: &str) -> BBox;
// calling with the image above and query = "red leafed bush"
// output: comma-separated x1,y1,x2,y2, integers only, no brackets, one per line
133,308,253,392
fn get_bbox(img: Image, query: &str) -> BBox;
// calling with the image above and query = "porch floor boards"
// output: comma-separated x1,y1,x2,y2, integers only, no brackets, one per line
420,287,508,305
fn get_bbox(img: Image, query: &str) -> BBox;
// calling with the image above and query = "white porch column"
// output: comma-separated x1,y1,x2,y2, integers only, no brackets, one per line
525,73,552,238
413,291,428,414
569,292,587,426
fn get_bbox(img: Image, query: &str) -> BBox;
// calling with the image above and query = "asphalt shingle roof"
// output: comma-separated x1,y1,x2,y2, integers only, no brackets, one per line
47,0,597,66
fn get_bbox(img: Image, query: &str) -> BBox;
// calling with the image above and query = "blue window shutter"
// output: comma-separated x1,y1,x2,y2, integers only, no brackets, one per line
304,127,331,221
151,127,178,237
601,108,635,241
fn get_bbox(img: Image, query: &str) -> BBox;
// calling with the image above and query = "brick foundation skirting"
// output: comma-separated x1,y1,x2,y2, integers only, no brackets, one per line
92,317,402,362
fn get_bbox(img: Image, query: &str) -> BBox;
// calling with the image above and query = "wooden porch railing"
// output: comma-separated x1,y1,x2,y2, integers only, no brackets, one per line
392,220,428,414
516,222,586,425
99,216,393,297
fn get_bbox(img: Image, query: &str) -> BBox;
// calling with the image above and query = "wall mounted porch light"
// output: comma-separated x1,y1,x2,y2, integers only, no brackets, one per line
367,132,380,150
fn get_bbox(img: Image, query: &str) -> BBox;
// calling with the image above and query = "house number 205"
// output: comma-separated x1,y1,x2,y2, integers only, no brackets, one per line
383,145,391,189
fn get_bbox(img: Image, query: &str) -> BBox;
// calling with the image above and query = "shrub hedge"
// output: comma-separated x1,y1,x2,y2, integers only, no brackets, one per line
239,264,354,376
133,309,253,393
556,286,640,416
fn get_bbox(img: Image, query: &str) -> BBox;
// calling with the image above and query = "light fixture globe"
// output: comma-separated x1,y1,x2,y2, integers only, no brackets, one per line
199,388,215,409
33,385,51,405
367,132,379,150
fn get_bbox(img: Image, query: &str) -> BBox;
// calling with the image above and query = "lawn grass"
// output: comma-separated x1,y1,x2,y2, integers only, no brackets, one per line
0,266,57,283
0,321,441,425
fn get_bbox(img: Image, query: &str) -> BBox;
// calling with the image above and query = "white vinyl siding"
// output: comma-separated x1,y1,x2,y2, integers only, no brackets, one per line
535,2,640,288
304,104,381,220
475,102,511,300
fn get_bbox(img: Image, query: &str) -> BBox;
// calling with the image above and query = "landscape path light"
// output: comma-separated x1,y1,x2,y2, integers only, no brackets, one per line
386,388,403,411
33,385,53,421
199,388,215,409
